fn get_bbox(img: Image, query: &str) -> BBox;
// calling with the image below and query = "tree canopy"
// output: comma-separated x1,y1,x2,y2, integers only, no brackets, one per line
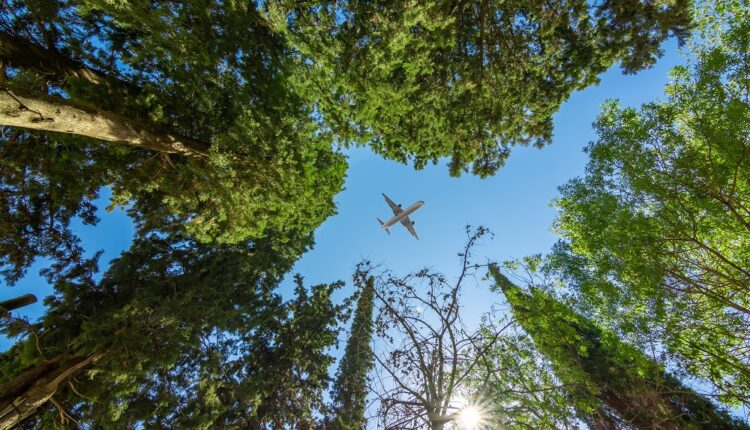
268,0,692,176
0,228,348,428
552,0,750,408
491,264,747,429
0,0,347,258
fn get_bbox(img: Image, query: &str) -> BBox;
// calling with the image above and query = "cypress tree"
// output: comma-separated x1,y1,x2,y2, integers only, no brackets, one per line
0,231,344,428
270,0,693,177
0,1,347,247
329,275,375,430
489,265,748,430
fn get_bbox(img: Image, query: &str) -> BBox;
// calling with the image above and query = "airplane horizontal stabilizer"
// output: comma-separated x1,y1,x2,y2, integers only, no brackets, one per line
376,218,390,235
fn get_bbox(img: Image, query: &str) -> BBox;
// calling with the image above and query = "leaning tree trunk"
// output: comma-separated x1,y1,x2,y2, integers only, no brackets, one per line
0,30,155,104
0,31,110,86
0,85,209,156
0,353,102,429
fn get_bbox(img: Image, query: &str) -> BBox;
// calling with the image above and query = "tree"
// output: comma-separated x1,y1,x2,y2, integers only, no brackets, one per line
0,29,140,91
329,271,376,430
552,0,750,408
365,227,509,430
0,85,209,155
468,326,580,429
268,0,692,177
489,264,748,429
0,229,347,429
0,3,348,426
0,1,347,251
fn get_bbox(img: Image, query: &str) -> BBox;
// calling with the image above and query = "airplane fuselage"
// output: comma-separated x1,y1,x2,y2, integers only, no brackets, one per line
381,201,424,228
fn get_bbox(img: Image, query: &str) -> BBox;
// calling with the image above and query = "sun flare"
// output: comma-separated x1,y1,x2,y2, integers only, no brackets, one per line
458,405,483,429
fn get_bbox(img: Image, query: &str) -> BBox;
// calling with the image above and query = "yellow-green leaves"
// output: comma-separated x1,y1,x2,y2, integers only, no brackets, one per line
553,0,750,410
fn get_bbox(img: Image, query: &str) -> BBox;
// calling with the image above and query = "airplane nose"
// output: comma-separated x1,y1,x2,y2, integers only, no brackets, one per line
418,201,425,206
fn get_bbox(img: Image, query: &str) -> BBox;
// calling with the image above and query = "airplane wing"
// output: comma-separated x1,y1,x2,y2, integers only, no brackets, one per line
400,216,419,240
382,193,403,216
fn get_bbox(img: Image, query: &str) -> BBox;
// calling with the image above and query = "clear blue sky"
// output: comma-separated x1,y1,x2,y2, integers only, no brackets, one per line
1,40,684,350
281,39,685,320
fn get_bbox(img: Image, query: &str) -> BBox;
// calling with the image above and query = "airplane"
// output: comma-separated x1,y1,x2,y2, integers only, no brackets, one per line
377,193,424,239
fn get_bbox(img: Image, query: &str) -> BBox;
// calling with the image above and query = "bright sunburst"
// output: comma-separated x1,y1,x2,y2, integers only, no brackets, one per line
450,394,489,430
458,405,483,429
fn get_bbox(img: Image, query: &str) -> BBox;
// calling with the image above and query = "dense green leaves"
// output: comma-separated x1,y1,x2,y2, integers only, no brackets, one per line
0,231,347,428
0,2,344,427
553,0,750,408
0,0,346,256
330,273,375,430
490,265,747,429
270,0,691,176
0,129,112,284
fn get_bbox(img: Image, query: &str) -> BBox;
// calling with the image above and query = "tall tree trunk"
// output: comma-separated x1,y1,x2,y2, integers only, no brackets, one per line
0,31,109,86
0,85,209,156
0,354,102,430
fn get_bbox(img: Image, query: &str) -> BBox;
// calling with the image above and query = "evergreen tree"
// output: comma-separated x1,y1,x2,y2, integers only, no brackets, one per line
269,0,692,177
0,230,346,429
0,84,209,155
0,1,346,251
0,3,347,426
489,265,747,429
330,273,376,430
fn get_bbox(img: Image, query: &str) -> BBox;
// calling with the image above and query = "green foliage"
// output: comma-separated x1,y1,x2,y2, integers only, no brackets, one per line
469,324,579,429
552,0,750,408
0,230,346,428
0,2,348,426
490,265,748,429
330,274,376,430
0,128,111,284
0,0,346,258
269,0,692,177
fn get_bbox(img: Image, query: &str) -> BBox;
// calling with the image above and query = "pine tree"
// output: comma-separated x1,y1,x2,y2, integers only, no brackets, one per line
330,274,375,430
489,265,748,430
269,0,692,177
0,1,347,249
0,231,346,429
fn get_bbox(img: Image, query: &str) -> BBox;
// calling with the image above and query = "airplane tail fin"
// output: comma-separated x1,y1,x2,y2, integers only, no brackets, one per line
376,218,390,235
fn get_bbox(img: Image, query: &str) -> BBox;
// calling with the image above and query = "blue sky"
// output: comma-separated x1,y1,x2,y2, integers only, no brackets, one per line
281,39,685,319
1,39,684,351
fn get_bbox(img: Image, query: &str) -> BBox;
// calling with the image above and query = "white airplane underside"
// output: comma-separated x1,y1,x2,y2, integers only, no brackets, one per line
378,193,423,240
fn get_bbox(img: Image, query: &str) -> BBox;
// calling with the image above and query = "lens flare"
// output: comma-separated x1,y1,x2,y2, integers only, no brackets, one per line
458,405,483,429
450,394,489,429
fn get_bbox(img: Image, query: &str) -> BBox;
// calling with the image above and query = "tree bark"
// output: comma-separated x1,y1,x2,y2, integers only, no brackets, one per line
0,85,210,156
430,421,446,430
0,353,102,430
0,31,108,86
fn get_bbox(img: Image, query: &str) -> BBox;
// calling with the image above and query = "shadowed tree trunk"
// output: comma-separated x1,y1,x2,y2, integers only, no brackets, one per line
0,85,209,156
0,353,102,430
0,31,110,86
